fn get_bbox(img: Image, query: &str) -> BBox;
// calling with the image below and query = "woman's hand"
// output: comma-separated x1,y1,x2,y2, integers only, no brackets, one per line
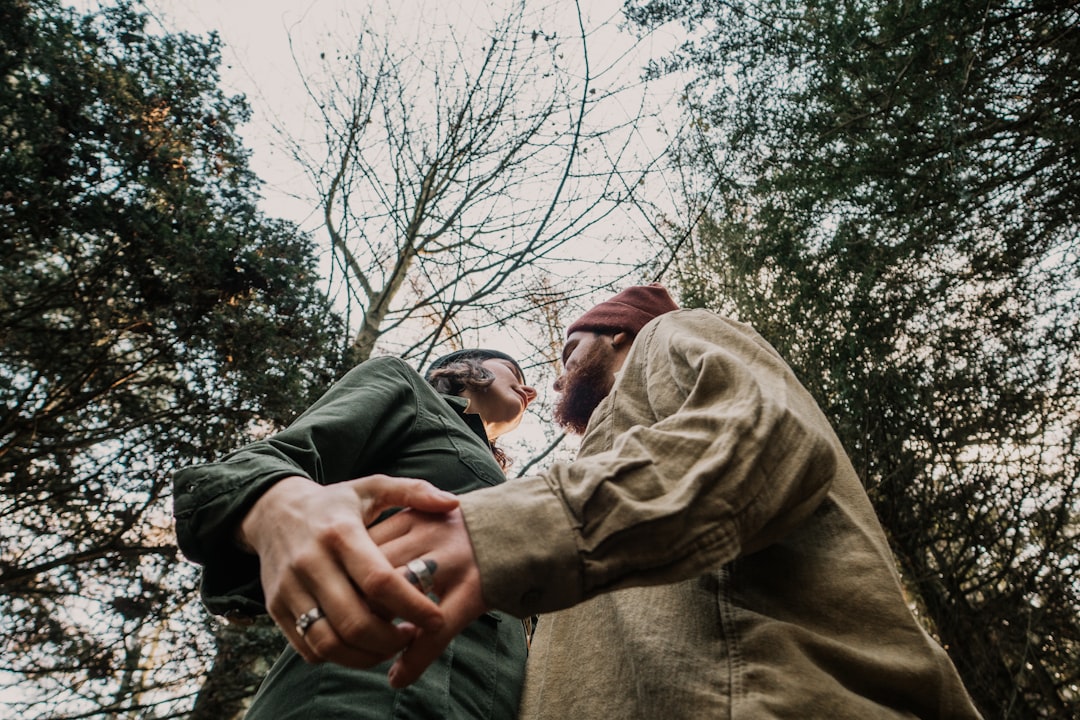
239,474,460,667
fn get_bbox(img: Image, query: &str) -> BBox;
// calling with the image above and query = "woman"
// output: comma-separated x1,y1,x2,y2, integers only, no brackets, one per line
172,349,537,719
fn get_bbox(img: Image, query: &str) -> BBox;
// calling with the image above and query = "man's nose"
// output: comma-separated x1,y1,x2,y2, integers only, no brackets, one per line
553,374,566,392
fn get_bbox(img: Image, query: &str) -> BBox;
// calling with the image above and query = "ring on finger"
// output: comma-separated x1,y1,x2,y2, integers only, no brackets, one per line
295,606,326,637
405,558,437,595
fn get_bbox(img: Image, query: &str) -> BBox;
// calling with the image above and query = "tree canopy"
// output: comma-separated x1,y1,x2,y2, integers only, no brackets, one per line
1,0,674,715
1,1,347,715
628,0,1079,715
9,0,1074,715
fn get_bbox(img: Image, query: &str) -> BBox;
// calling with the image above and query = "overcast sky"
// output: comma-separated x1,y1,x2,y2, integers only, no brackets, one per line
136,0,681,230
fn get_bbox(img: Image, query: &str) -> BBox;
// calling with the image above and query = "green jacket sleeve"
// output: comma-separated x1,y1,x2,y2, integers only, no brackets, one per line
459,310,839,617
172,357,419,616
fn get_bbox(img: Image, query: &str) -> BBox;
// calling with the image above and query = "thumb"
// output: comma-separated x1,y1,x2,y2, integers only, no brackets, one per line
345,474,459,520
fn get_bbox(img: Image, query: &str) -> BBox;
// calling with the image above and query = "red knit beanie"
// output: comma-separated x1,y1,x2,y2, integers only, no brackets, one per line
566,283,679,337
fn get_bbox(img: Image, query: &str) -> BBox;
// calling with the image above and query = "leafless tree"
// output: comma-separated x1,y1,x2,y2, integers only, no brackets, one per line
280,0,667,365
185,1,675,716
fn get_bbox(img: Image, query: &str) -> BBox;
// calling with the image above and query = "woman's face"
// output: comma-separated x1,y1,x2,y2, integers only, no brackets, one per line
463,358,537,440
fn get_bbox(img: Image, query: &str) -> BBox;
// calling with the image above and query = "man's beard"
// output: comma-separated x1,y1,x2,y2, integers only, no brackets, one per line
552,347,615,435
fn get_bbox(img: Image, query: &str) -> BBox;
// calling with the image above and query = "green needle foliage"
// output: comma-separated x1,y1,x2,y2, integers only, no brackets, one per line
629,0,1079,716
1,1,347,716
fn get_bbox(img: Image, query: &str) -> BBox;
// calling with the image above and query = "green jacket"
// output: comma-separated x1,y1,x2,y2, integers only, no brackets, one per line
459,310,982,719
173,357,526,719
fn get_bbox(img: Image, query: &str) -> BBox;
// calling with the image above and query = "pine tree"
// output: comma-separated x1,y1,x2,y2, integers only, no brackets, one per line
0,1,348,716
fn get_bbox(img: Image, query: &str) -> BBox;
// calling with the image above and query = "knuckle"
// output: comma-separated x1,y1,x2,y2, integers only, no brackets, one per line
286,547,324,578
303,632,338,659
333,614,367,646
361,566,400,596
363,473,388,490
312,519,357,553
267,601,292,626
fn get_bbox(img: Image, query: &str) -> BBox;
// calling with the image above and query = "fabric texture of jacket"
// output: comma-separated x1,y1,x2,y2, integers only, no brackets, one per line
173,357,527,719
458,309,982,719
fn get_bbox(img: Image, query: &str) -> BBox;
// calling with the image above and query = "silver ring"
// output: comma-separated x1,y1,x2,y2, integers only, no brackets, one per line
295,606,325,637
405,558,437,594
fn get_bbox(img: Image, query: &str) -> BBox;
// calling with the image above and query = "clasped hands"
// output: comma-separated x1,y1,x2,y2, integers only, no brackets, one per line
239,474,490,688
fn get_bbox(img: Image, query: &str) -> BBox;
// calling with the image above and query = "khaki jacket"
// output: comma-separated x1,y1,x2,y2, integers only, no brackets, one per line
460,310,981,719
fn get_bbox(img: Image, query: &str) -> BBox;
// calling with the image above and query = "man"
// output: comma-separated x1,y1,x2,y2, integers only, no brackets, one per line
373,283,982,718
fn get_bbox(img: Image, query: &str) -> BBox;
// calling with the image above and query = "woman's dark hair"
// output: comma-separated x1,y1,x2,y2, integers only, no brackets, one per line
426,357,512,470
426,357,496,396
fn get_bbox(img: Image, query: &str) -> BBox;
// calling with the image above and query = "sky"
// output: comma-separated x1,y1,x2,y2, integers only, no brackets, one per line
120,0,687,459
7,4,687,711
137,0,685,233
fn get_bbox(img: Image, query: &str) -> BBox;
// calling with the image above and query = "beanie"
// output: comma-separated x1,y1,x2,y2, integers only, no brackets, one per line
424,348,525,383
565,283,679,337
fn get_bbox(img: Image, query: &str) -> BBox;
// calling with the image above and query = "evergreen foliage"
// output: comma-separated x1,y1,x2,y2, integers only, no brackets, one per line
0,1,346,715
628,0,1079,716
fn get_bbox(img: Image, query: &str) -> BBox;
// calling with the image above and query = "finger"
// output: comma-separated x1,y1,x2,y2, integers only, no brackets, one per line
269,602,321,664
387,585,485,688
377,530,438,569
333,522,447,633
289,604,330,662
346,475,459,520
402,557,438,596
371,508,465,564
272,561,419,667
388,628,455,688
367,507,417,545
287,524,412,631
267,532,421,664
297,609,415,668
280,597,414,668
266,583,333,664
375,508,473,601
303,573,419,660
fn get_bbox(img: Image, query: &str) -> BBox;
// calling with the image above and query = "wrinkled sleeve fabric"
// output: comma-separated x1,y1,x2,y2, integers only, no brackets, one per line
172,357,417,616
460,310,838,617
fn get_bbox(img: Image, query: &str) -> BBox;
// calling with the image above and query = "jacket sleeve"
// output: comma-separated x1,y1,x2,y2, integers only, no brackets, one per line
459,311,839,617
171,357,418,616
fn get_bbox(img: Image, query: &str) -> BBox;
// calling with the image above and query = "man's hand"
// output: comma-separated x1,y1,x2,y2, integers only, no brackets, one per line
369,507,489,688
239,474,460,667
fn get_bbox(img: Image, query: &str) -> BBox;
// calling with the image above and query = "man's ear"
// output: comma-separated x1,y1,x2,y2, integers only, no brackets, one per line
609,331,634,373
